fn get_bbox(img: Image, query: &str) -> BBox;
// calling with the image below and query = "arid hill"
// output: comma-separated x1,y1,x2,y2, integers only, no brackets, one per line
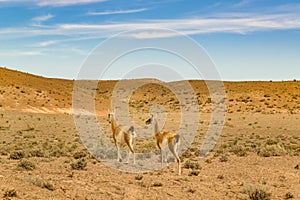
0,67,299,199
1,67,299,114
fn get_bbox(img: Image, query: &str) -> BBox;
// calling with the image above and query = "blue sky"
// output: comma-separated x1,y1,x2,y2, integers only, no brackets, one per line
0,0,299,81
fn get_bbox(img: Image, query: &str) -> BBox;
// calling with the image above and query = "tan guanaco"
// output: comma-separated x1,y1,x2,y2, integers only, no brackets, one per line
108,110,136,164
146,114,181,175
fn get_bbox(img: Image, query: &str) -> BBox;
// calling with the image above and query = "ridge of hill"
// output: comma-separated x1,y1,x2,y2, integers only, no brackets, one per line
0,67,299,114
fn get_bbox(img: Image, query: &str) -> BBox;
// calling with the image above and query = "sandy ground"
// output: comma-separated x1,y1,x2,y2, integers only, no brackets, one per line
0,67,299,199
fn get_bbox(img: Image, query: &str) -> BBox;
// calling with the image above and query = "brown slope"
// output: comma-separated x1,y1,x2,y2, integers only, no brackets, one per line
0,67,73,112
0,67,299,114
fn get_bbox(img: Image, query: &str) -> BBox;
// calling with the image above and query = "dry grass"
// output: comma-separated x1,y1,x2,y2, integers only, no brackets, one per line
70,158,87,170
32,176,55,191
17,159,36,170
3,189,17,198
242,184,271,200
0,67,299,199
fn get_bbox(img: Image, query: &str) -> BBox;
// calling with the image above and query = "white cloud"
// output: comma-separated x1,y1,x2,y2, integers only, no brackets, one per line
0,51,43,56
233,0,252,8
87,8,148,15
32,14,54,22
17,51,43,55
36,0,107,7
1,12,300,40
35,40,56,47
55,13,300,38
0,0,106,7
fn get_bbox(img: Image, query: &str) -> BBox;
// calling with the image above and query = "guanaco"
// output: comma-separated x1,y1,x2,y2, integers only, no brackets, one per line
146,114,181,175
108,110,136,164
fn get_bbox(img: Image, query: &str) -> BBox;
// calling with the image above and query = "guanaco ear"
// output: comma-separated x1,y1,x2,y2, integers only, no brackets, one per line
145,117,152,125
128,126,134,132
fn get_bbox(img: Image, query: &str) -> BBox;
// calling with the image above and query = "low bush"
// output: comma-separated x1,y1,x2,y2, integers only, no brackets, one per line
9,151,26,160
32,177,55,191
17,159,36,170
257,144,286,157
71,158,87,170
242,184,271,200
184,160,201,169
3,189,17,198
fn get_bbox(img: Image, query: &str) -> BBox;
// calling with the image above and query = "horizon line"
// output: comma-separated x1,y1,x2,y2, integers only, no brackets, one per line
0,66,298,83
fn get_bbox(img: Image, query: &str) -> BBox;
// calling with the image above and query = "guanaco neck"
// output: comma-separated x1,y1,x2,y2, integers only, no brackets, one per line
111,115,117,132
154,118,159,135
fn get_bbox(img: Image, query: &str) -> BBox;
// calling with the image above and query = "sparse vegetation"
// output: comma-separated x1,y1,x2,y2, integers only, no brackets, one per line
184,160,201,169
153,182,163,187
219,155,228,162
137,181,146,187
29,149,45,157
285,192,294,199
3,189,17,198
71,158,87,170
230,145,248,157
242,184,271,200
257,144,286,157
188,170,200,176
73,150,87,159
187,188,196,193
9,151,26,160
17,159,36,170
0,68,299,199
135,174,143,180
32,176,55,191
217,175,224,180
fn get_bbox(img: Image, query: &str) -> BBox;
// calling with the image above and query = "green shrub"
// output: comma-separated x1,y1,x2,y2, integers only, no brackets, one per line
242,184,271,200
285,192,294,199
17,159,36,170
135,175,143,180
29,149,46,157
9,151,26,160
230,145,248,157
188,170,200,176
71,158,87,170
219,155,228,162
49,146,67,157
184,160,201,169
3,189,17,198
258,144,286,157
187,188,196,193
153,182,163,187
73,151,87,159
32,177,55,191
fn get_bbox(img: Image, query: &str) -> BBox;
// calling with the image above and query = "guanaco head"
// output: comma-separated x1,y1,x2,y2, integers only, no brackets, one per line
145,114,154,125
128,126,137,138
107,109,115,123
